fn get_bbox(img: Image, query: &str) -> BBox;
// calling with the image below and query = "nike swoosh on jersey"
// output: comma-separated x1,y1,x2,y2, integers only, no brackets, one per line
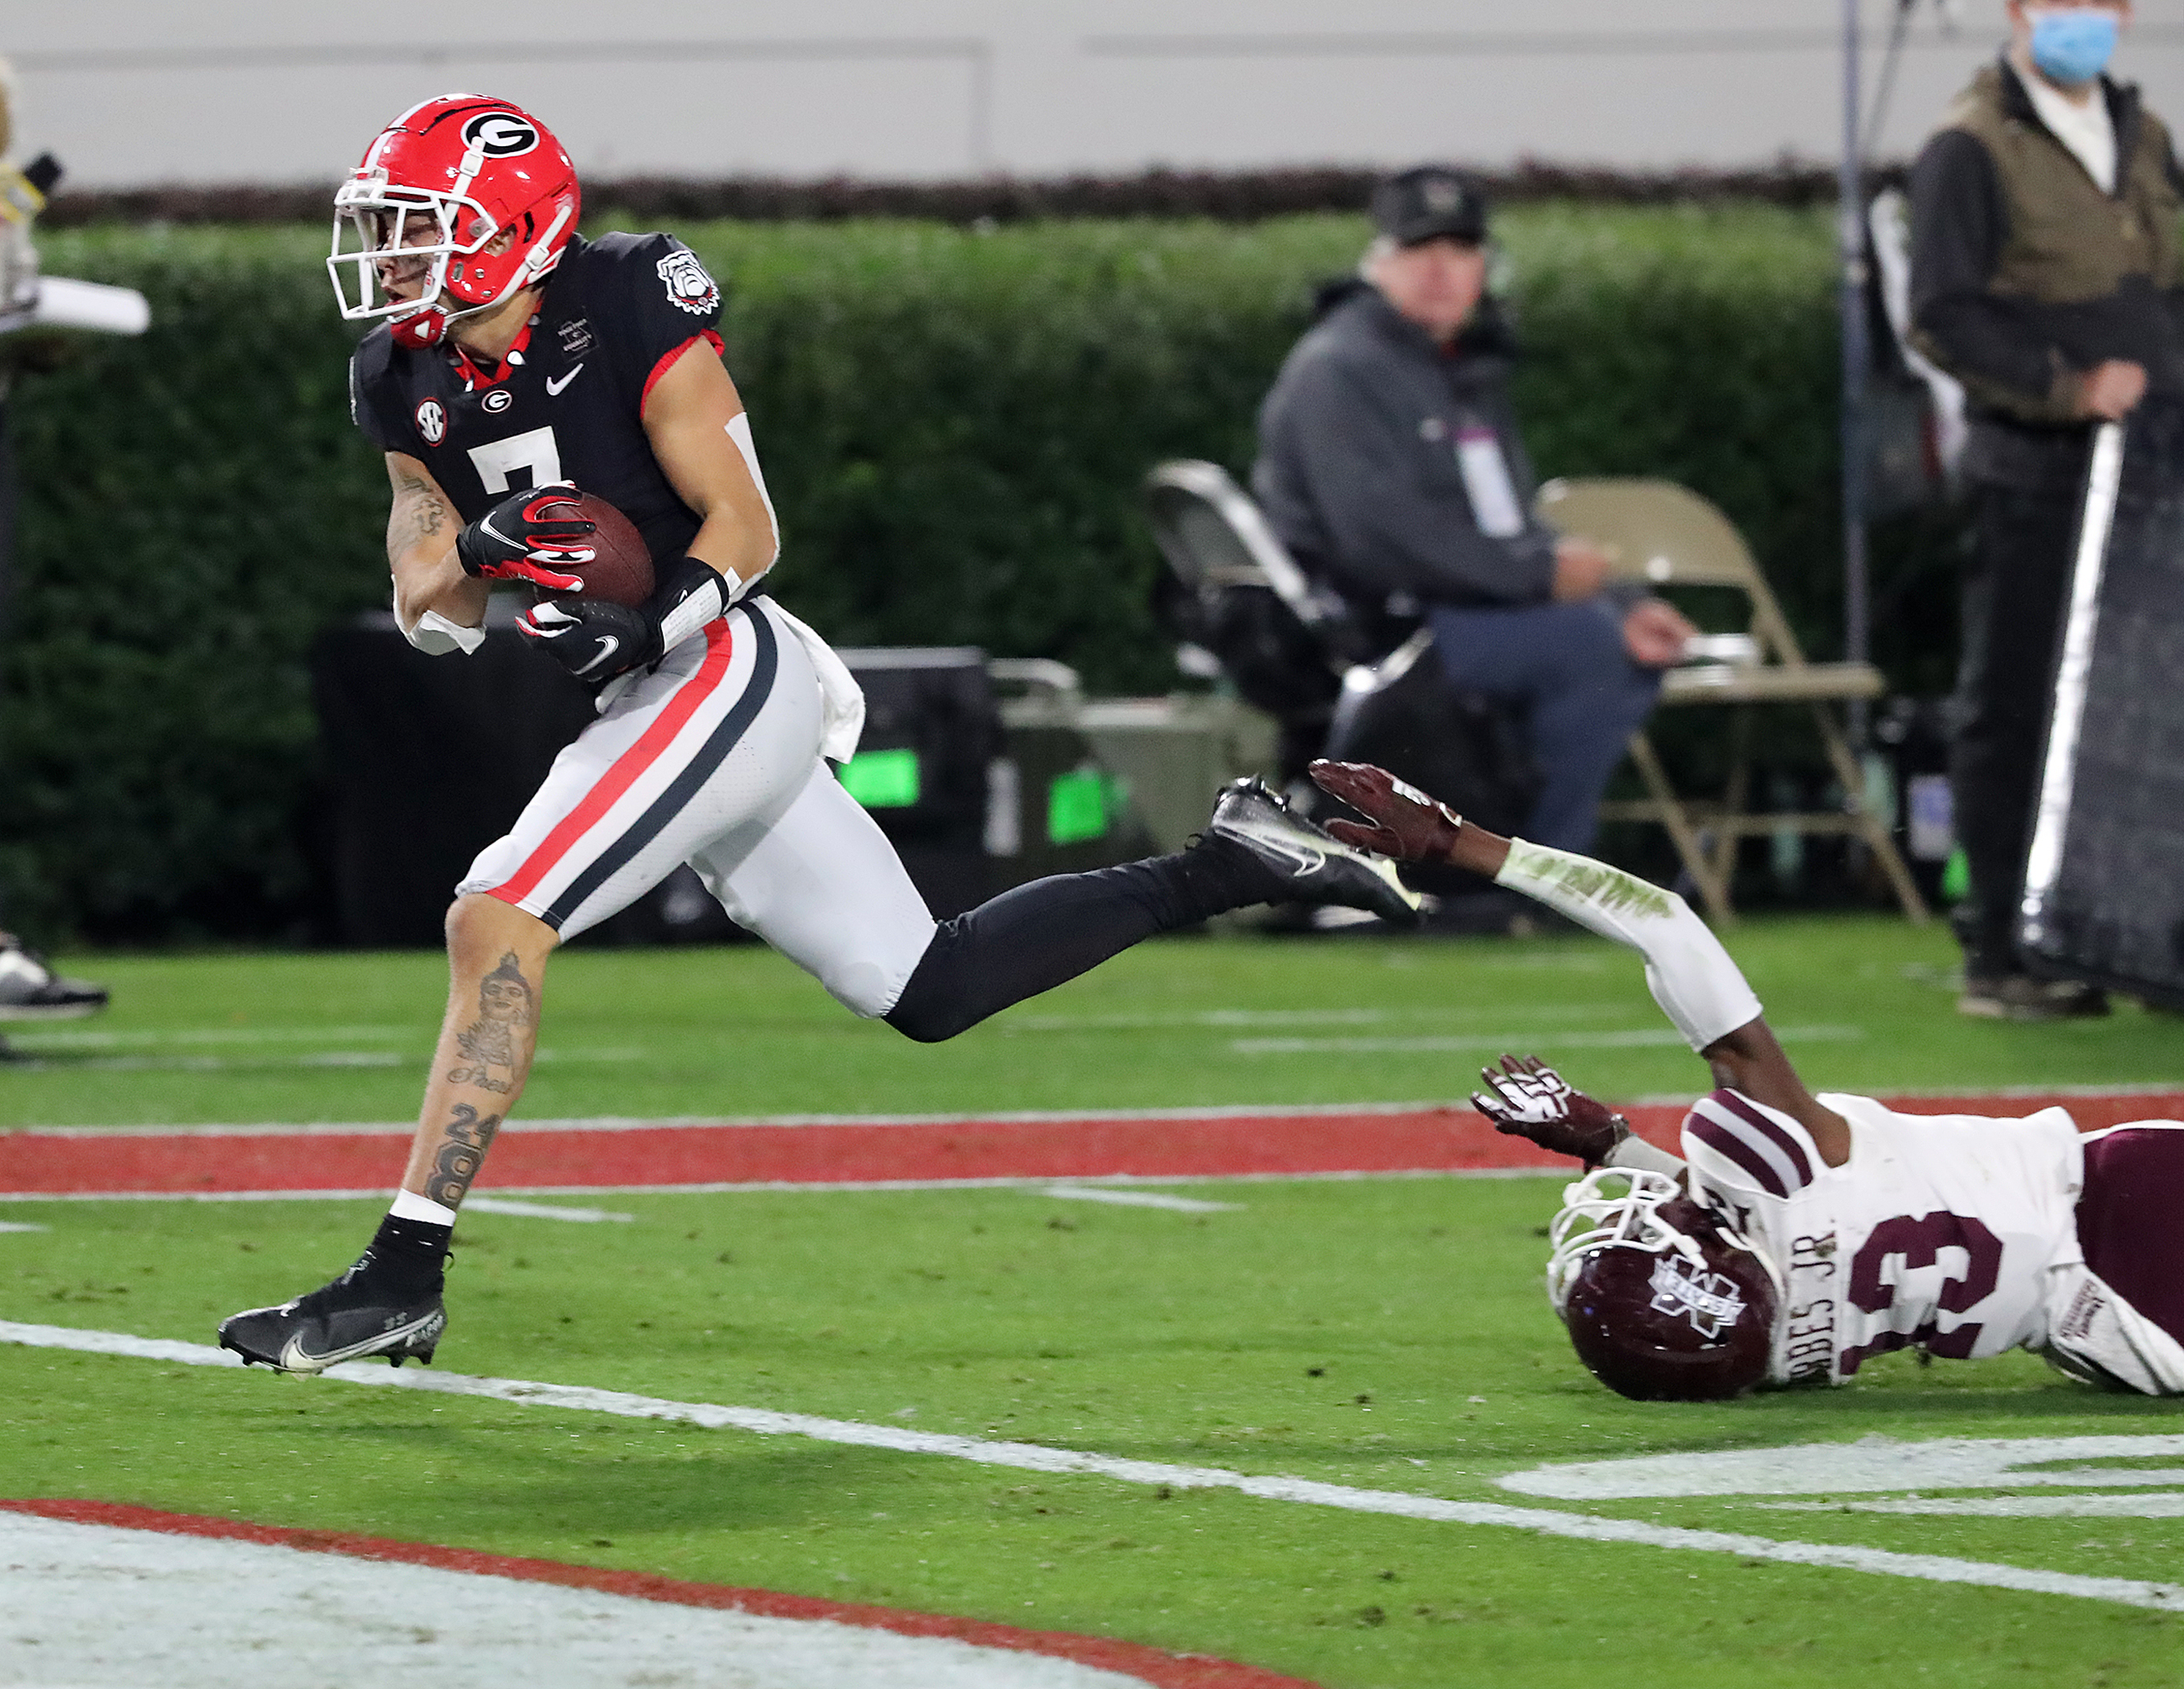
546,364,585,396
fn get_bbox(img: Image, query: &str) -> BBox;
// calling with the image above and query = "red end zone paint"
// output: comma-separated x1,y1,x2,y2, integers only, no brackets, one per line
0,1499,1316,1689
2,1094,2176,1197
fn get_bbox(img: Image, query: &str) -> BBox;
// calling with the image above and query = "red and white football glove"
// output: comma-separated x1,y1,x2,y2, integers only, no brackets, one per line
1307,760,1463,864
1471,1055,1631,1167
455,482,594,594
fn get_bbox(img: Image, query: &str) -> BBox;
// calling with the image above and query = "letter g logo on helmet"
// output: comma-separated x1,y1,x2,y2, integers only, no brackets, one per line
460,113,540,158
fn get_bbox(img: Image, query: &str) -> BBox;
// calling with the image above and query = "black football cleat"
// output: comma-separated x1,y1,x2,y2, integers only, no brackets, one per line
0,936,108,1022
218,1256,445,1375
1206,777,1423,926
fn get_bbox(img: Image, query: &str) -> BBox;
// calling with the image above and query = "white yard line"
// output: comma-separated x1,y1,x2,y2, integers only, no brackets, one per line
459,1198,634,1224
3,1319,2179,1616
1762,1494,2184,1519
0,1169,1560,1205
17,1084,2180,1140
1036,1186,1241,1213
5,1099,1482,1138
0,1221,48,1233
1233,1025,1864,1056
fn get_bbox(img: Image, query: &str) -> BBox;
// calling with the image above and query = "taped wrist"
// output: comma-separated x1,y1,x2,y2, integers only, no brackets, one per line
1494,838,1762,1052
1604,1133,1688,1178
648,555,742,653
403,608,486,656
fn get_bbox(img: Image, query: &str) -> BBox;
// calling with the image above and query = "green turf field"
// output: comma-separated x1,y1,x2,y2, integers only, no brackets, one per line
3,916,2179,1126
4,920,2182,1686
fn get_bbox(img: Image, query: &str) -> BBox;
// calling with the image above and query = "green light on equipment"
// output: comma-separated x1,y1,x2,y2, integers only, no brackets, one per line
1940,846,1969,903
840,747,921,808
1047,768,1126,845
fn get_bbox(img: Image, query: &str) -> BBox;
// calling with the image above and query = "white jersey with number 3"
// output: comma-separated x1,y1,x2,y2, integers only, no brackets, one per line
1679,1090,2084,1387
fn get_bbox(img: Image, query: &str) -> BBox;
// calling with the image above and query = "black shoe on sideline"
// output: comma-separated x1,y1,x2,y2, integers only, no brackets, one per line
0,936,108,1021
1958,973,2110,1023
1206,777,1423,926
218,1255,446,1375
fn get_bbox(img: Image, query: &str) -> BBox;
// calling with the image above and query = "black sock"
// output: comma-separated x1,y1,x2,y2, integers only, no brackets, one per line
884,838,1283,1044
365,1214,451,1294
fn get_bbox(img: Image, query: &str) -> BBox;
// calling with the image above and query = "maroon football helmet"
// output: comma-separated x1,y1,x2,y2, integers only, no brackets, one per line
1546,1169,1781,1401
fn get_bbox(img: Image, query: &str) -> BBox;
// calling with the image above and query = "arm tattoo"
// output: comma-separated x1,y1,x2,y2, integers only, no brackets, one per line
445,951,535,1095
423,1101,501,1209
389,468,452,563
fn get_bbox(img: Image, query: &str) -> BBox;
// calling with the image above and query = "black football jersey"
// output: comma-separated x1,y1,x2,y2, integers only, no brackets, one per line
349,231,726,563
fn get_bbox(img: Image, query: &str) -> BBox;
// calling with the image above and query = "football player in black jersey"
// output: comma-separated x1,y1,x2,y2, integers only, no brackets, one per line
220,94,1422,1373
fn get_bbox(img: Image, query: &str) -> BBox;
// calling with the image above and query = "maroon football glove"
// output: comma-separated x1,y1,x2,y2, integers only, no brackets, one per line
455,481,594,594
1307,760,1464,864
1471,1054,1631,1167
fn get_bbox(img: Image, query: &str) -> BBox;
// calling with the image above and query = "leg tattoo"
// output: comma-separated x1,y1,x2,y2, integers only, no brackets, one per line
444,951,535,1094
423,1101,501,1209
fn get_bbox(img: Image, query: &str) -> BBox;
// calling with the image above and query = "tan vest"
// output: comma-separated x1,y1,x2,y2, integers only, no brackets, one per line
1940,63,2181,306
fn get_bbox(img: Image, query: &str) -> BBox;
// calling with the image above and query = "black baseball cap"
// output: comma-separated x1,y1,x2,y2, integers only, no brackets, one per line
1371,165,1488,247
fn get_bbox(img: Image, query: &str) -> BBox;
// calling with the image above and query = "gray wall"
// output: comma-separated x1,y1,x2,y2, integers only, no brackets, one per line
12,2,2184,187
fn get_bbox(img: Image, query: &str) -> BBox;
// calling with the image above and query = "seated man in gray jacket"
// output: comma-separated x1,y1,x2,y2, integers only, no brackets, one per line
1252,166,1692,852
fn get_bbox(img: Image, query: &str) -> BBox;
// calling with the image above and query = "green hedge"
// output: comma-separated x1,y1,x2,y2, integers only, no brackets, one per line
3,206,1857,941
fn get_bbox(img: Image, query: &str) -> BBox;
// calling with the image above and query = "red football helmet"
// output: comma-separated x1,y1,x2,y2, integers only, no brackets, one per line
1546,1168,1781,1401
328,94,580,349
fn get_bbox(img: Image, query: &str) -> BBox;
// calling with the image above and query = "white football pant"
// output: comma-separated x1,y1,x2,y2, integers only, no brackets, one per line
458,596,938,1016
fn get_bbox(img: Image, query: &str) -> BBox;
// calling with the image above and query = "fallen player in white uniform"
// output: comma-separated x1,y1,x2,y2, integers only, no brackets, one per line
1310,759,2184,1400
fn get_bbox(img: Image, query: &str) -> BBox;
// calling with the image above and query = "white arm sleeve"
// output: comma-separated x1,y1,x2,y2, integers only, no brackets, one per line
1494,838,1763,1052
402,608,486,657
725,412,780,571
1604,1135,1688,1178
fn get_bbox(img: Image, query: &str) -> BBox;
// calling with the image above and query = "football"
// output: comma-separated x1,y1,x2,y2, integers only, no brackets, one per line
541,490,654,608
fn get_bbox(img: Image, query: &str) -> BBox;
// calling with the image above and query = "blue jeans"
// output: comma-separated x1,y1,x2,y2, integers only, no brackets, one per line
1427,598,1661,853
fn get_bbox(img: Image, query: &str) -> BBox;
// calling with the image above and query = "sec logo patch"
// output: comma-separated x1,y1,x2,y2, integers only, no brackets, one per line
482,388,513,413
415,399,447,444
657,248,721,317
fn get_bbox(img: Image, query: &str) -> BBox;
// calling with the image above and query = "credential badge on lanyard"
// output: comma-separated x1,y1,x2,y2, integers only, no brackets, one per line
1455,418,1525,539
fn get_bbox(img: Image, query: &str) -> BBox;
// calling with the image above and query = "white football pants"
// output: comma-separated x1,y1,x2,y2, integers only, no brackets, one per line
458,596,938,1016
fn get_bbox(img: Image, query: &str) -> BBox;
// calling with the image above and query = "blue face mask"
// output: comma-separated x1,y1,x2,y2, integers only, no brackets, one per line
2029,9,2120,87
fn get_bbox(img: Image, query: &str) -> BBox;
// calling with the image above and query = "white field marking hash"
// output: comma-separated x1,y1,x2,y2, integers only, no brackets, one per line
5,1025,414,1049
3,1047,643,1076
0,1221,50,1233
1035,1186,1241,1213
2,1319,2180,1616
1231,1025,1864,1056
1002,1004,1633,1033
459,1197,634,1224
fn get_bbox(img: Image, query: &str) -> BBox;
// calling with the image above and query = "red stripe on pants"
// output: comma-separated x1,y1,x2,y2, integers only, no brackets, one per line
488,621,736,907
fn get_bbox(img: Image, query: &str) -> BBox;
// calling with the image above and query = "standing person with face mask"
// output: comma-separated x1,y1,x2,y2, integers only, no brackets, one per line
1908,1,2183,1020
1252,166,1694,862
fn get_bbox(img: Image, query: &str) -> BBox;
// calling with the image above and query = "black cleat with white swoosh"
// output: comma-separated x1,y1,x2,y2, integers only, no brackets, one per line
218,1253,445,1375
1205,777,1423,926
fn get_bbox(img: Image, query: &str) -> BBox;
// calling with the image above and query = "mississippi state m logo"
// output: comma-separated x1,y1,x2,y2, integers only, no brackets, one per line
1649,1254,1747,1339
657,249,721,317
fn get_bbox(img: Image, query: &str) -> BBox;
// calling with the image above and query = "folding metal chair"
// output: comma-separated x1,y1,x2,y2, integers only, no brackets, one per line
1538,477,1929,926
